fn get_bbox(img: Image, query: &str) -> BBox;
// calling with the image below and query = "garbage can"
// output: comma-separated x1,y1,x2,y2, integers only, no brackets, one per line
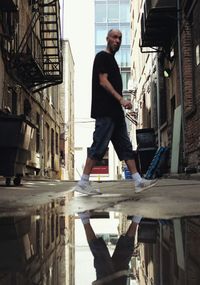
0,113,35,186
136,128,157,174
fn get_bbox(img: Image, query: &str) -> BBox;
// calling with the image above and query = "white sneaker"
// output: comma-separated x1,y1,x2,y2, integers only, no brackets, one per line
135,178,157,194
74,182,101,196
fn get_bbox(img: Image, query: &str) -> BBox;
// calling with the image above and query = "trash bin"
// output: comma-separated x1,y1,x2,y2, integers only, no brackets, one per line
136,128,157,174
136,128,156,148
0,113,35,186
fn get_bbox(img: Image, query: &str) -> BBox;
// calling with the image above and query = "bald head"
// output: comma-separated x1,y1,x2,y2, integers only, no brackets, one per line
107,29,122,38
106,29,122,54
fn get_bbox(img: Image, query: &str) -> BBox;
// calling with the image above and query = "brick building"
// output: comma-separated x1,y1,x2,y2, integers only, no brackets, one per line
129,0,200,284
0,0,72,181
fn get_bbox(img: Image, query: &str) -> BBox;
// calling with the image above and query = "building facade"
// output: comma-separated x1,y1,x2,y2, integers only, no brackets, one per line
0,0,69,181
59,40,74,180
129,1,200,284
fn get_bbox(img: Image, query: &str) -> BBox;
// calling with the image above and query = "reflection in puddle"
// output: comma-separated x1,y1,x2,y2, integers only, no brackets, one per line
75,212,200,285
76,211,141,285
0,195,75,285
0,191,200,285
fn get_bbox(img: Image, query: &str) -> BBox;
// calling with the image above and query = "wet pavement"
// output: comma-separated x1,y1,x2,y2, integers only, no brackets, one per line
0,177,200,284
0,179,75,216
0,178,200,219
65,178,200,219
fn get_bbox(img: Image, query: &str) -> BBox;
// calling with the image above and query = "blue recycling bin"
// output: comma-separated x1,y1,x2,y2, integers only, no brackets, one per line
124,167,132,179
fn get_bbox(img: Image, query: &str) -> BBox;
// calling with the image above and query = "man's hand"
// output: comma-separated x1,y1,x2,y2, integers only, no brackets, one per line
120,98,132,109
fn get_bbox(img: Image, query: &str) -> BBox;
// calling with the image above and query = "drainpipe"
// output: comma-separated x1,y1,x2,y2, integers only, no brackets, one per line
156,55,161,147
177,0,186,163
159,221,163,285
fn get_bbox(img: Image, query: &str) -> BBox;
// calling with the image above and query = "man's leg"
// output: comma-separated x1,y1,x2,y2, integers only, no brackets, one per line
83,157,97,175
74,157,100,195
125,159,138,174
75,117,114,195
125,159,157,193
78,211,115,280
111,216,142,271
78,211,97,241
111,118,157,193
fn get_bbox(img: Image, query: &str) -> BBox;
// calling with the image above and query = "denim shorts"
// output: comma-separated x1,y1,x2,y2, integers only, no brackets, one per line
88,117,136,161
89,235,134,282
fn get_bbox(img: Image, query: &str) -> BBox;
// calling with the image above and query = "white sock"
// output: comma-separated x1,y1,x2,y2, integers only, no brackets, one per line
81,218,90,224
132,215,142,224
78,211,90,224
79,174,90,185
132,172,142,184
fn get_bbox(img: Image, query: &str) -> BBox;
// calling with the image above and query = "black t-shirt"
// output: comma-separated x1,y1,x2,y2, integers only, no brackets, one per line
91,51,124,121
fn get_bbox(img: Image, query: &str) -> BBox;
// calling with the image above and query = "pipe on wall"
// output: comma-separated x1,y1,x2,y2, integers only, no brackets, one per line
177,0,186,163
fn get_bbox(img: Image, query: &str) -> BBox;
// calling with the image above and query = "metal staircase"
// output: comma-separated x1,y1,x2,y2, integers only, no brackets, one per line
10,0,63,92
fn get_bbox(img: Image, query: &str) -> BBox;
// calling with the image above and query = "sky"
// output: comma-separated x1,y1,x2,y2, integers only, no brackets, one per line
60,0,95,121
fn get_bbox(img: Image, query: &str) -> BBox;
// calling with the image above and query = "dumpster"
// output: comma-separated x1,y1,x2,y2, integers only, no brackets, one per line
0,113,35,186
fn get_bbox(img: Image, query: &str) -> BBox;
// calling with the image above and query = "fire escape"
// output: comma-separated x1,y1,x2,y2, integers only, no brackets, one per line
140,0,177,51
9,0,63,92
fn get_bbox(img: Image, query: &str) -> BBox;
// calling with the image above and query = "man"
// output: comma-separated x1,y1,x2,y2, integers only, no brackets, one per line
75,29,156,195
78,211,142,285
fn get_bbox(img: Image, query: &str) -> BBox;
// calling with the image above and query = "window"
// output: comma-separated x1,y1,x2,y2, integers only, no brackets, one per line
120,24,130,45
51,128,55,169
56,132,58,154
108,23,119,32
46,123,50,159
108,3,119,23
95,26,107,45
95,2,107,22
120,2,130,22
121,71,131,90
121,46,130,67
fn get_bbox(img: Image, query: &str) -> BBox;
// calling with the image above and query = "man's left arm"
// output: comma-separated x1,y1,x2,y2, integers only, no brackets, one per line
99,73,132,109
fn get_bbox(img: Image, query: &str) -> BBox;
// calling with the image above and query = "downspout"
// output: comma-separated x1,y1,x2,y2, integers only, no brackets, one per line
159,221,163,285
156,55,161,147
177,0,186,163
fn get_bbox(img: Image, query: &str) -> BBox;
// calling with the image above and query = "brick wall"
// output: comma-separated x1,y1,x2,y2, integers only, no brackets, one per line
182,1,200,166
